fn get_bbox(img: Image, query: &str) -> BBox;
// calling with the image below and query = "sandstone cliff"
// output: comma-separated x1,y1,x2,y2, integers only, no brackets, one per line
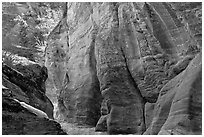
45,2,201,135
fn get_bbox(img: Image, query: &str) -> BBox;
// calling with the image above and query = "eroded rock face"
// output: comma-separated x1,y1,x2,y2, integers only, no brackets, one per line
2,63,66,135
94,3,146,134
46,2,103,125
95,115,108,132
170,2,202,49
145,103,155,129
138,2,200,103
2,63,53,119
144,53,202,135
2,88,66,135
45,2,201,135
62,11,102,125
14,63,48,93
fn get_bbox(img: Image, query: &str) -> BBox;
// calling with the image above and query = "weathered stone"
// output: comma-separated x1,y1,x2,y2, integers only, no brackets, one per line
144,53,201,135
107,104,145,134
2,63,53,119
95,3,145,134
43,2,202,135
45,10,68,93
2,89,66,135
143,3,178,57
2,61,66,135
95,115,108,132
133,2,201,103
170,2,202,48
145,103,155,129
2,74,29,103
167,55,194,78
48,3,103,126
14,63,48,93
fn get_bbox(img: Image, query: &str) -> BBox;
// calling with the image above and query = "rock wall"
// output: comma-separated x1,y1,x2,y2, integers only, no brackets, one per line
2,88,66,135
144,53,202,135
2,63,66,135
45,2,202,135
170,2,202,49
94,3,145,134
3,63,53,118
63,3,102,125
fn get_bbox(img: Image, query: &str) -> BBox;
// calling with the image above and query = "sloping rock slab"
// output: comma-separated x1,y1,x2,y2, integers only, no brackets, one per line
2,88,66,135
2,63,53,119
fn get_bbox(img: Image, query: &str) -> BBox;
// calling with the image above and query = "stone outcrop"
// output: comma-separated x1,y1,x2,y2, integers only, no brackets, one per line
2,88,66,135
14,63,48,93
45,2,202,135
3,63,53,118
2,63,66,135
144,53,202,135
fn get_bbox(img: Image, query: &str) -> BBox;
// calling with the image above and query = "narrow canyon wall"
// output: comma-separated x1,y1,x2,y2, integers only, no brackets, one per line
45,2,202,135
94,3,145,134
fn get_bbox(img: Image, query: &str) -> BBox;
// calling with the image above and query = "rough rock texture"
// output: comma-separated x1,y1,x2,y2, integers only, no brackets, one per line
144,3,178,57
2,63,66,135
144,53,202,135
45,12,68,92
95,115,108,132
45,7,69,120
2,88,66,135
145,103,155,129
3,63,54,119
94,3,145,134
170,2,202,49
45,2,202,135
14,63,48,93
138,2,200,103
65,3,102,125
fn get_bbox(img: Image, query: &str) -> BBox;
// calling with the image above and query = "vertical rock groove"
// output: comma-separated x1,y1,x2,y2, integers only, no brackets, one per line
94,3,145,134
44,2,201,135
143,3,177,57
